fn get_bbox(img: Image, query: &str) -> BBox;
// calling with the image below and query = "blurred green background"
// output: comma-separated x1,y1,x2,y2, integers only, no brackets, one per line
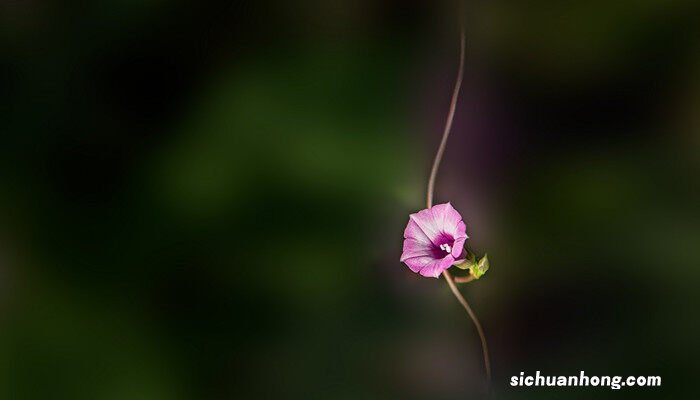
1,0,698,399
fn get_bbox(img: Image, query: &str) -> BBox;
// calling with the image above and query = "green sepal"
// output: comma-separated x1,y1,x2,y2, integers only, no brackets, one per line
453,252,476,270
469,254,489,279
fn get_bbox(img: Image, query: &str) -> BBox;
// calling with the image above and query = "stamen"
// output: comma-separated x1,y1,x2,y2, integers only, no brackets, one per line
439,243,452,253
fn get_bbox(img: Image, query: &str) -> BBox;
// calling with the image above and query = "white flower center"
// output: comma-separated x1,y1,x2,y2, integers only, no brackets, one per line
439,243,452,254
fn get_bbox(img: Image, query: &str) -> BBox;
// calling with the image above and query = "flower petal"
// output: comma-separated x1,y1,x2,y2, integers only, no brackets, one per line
400,238,433,261
403,255,455,278
431,202,468,240
451,235,466,258
408,208,442,244
403,216,431,243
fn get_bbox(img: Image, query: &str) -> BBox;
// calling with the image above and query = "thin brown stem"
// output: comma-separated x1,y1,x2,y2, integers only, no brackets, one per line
423,19,492,387
426,28,465,209
443,270,492,384
453,274,476,284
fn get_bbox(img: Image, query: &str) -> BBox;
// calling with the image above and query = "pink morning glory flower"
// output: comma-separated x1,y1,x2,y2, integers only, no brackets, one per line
400,202,468,278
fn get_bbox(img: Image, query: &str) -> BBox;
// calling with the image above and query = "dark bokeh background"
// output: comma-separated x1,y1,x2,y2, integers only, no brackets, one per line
1,1,699,399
